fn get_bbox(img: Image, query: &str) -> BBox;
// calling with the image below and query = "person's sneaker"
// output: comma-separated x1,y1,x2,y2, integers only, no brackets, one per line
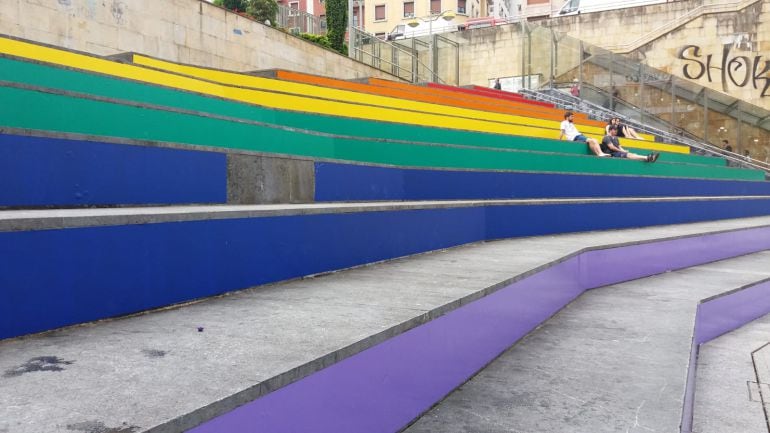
647,153,660,163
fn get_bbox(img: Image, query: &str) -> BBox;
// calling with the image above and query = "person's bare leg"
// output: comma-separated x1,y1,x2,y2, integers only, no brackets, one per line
587,138,609,157
626,153,647,161
624,126,642,140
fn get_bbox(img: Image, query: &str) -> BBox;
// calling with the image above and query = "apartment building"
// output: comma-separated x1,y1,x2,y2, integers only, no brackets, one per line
356,0,566,40
361,0,485,39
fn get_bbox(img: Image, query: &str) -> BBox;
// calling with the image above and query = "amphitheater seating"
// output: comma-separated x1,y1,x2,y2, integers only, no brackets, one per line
2,29,770,433
431,82,658,141
272,69,576,123
133,53,666,150
0,51,736,182
369,76,596,122
276,69,656,143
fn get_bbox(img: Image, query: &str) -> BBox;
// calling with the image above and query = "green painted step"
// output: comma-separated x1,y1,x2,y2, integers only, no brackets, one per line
0,55,725,168
0,83,761,181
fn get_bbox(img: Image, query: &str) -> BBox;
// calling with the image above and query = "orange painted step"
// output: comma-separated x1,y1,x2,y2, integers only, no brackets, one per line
275,70,591,125
367,77,601,126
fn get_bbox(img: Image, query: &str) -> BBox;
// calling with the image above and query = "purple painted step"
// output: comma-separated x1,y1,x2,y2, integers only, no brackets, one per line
188,225,770,433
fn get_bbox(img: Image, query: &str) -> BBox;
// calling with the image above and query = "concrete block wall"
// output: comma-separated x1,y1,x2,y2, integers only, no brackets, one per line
0,0,395,79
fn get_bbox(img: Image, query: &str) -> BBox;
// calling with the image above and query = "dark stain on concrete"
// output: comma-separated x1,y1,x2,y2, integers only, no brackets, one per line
66,421,139,433
2,356,74,378
141,349,167,358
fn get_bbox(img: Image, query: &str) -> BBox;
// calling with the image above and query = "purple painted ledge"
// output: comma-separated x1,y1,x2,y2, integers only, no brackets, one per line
189,225,770,433
680,278,770,433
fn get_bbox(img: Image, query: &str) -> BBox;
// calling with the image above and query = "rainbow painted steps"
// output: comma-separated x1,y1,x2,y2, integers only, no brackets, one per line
0,82,760,182
0,53,719,168
0,34,680,155
133,53,666,151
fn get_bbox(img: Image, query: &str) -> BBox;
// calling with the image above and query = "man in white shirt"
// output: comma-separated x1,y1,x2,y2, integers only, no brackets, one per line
559,111,608,157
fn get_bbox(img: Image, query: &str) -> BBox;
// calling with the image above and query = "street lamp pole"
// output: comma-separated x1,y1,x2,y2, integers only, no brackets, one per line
428,16,433,81
407,10,454,82
348,0,354,59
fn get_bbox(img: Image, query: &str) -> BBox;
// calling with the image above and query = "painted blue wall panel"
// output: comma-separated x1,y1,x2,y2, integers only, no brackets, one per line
3,198,770,340
0,133,227,207
314,163,406,200
0,208,485,340
315,162,770,201
485,199,770,240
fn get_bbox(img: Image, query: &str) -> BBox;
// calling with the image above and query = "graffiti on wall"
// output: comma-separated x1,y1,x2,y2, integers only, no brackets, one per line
678,44,770,97
111,1,127,25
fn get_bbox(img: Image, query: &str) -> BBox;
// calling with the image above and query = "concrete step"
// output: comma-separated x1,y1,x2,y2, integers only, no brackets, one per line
694,296,770,433
1,216,769,432
403,251,770,433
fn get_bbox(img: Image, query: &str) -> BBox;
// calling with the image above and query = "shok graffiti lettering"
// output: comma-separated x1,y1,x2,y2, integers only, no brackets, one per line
678,45,770,97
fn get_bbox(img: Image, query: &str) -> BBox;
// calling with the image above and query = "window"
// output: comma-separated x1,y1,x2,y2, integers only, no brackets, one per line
403,1,414,17
375,4,386,20
430,0,441,14
561,0,579,14
457,0,466,14
289,1,299,16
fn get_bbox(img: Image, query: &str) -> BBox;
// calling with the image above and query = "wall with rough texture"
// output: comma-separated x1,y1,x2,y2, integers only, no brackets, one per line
0,0,395,79
538,0,770,108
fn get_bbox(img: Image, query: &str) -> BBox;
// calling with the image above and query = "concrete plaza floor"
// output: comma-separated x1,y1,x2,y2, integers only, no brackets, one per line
1,215,769,433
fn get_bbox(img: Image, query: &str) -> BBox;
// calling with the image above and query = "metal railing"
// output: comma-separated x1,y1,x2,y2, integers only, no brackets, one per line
275,4,326,36
603,0,762,53
350,27,459,84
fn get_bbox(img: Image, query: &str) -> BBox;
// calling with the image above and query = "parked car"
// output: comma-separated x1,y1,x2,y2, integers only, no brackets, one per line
386,18,457,41
555,0,667,16
457,16,512,31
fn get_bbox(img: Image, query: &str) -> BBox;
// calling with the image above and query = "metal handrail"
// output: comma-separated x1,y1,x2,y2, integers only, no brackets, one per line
351,27,449,84
275,4,326,36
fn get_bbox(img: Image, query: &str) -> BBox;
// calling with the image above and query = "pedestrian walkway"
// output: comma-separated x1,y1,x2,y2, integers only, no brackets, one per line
404,250,770,433
1,216,769,432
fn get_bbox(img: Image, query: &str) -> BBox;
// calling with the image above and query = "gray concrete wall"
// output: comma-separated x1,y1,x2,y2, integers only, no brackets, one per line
539,0,770,109
227,154,314,204
444,0,770,112
0,0,396,80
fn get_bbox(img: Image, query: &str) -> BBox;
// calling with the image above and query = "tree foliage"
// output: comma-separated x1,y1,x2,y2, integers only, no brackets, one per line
213,0,247,12
214,0,277,26
247,0,278,25
325,0,347,54
299,33,332,49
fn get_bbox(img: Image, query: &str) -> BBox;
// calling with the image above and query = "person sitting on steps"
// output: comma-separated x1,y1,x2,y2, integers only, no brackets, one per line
602,125,659,163
606,117,643,140
559,111,608,157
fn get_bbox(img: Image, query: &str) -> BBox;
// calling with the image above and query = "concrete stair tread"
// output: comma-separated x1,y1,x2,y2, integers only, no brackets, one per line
3,197,770,232
403,251,770,433
1,216,770,433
